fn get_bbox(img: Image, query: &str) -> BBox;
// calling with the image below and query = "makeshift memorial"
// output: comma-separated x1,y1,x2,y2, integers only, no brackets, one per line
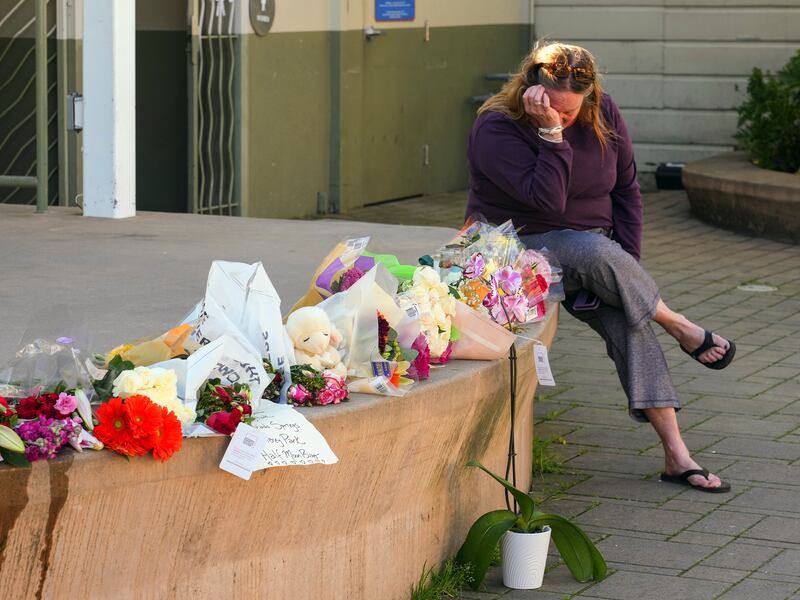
94,395,183,462
111,366,197,427
396,266,457,362
456,460,606,590
195,379,254,435
285,307,347,379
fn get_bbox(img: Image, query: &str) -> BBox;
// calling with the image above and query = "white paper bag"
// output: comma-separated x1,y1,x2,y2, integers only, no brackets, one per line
189,261,295,402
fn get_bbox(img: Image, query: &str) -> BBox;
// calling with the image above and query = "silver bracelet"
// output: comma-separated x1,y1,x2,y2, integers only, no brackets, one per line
538,124,564,135
538,132,563,143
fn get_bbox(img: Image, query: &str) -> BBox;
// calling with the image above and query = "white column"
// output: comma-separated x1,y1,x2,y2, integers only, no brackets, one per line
82,0,135,218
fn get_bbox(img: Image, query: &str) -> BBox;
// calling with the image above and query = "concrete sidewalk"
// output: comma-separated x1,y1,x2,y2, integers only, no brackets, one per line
334,190,800,600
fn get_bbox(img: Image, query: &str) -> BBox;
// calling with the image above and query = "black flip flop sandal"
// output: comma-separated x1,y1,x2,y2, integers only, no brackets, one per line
660,468,731,494
680,329,736,370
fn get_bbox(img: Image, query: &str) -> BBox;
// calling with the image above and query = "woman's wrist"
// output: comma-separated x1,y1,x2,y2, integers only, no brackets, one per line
538,131,563,143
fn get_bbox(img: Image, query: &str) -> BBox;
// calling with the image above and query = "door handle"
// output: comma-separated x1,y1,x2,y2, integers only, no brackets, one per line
364,25,386,41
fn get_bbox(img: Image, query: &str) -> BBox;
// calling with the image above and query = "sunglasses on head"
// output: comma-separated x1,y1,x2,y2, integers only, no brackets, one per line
534,61,594,84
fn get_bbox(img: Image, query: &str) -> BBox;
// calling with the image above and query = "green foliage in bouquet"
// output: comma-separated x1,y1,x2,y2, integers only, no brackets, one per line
195,379,253,425
94,355,135,403
289,364,326,397
455,460,606,590
736,50,800,173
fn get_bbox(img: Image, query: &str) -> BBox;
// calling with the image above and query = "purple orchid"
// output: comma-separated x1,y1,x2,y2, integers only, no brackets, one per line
490,293,529,325
463,252,486,280
492,266,523,295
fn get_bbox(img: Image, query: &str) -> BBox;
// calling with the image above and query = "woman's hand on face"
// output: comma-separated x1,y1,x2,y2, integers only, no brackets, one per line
523,85,561,129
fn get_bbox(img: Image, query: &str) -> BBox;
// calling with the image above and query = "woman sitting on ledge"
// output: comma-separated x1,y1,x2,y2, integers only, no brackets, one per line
466,41,735,493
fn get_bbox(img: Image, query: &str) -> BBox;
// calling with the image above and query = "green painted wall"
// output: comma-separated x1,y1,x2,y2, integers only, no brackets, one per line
243,24,529,218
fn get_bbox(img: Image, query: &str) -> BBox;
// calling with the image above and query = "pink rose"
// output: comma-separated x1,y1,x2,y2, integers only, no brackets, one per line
55,392,78,416
206,410,241,435
316,388,338,406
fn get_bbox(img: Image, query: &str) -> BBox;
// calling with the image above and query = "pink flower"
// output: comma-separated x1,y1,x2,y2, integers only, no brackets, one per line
493,266,523,295
317,388,338,406
288,384,312,405
432,341,453,365
407,334,431,380
339,267,365,292
464,253,485,280
490,293,529,325
55,392,78,416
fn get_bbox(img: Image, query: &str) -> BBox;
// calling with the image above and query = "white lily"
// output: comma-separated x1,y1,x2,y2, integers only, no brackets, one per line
0,424,25,454
74,388,95,431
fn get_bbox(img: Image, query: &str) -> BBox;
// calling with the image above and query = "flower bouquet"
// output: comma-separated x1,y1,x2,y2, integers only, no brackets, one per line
195,379,254,435
286,365,349,406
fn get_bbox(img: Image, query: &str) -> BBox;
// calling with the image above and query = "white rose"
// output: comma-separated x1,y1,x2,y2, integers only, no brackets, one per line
112,370,143,398
413,266,441,289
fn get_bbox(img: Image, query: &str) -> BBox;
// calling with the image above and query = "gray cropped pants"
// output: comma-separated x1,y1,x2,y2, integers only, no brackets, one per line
520,229,681,422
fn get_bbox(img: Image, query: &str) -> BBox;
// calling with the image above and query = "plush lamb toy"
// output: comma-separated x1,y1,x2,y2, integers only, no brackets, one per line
285,306,347,379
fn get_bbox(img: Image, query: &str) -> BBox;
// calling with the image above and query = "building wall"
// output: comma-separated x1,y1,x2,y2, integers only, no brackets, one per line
243,0,533,218
535,0,800,171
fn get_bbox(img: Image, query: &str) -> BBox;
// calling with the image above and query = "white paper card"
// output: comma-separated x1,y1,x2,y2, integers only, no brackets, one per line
250,404,338,470
534,344,556,386
219,423,271,480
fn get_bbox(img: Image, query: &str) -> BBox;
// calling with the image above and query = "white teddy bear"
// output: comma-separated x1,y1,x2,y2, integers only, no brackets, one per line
285,306,347,379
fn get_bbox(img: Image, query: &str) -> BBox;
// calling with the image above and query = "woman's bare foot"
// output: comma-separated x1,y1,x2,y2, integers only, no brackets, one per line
652,301,731,365
663,455,724,489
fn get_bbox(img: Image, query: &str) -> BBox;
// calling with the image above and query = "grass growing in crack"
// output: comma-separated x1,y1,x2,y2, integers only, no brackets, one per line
533,435,569,477
410,560,474,600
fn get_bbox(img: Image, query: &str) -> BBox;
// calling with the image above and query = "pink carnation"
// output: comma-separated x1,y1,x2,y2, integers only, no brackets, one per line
407,334,431,381
55,392,78,416
339,267,365,292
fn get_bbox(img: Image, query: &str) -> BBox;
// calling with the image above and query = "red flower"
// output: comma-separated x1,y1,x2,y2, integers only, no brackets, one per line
0,397,15,427
95,397,148,457
123,394,163,440
149,406,182,462
206,410,242,435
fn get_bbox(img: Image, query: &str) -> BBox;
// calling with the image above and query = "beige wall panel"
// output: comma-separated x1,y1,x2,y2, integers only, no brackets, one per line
665,42,800,75
602,74,664,109
535,7,663,40
665,9,800,41
537,0,663,5
624,108,738,145
577,41,664,74
633,142,734,170
663,76,748,110
667,0,800,6
263,0,530,33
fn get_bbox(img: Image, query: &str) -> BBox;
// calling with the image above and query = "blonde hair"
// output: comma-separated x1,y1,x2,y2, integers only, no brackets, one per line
479,41,614,150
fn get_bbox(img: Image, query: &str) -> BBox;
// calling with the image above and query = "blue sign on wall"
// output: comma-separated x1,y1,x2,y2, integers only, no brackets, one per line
376,0,415,22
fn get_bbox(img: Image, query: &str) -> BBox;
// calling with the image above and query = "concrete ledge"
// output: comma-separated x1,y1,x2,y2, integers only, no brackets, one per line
0,206,557,599
683,151,800,244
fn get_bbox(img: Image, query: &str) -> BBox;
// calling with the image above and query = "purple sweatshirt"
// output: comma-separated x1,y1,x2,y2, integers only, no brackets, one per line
466,93,643,260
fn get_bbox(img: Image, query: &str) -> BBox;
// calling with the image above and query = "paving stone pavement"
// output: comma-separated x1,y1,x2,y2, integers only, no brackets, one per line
333,189,800,600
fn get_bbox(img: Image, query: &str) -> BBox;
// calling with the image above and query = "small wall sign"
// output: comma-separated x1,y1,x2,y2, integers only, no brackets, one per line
375,0,415,22
250,0,275,36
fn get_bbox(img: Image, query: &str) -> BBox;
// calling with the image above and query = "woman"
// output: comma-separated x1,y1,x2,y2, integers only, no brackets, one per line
467,42,735,493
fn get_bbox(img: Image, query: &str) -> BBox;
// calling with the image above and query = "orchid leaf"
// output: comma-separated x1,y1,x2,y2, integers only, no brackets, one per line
530,512,607,582
467,459,534,522
455,509,517,589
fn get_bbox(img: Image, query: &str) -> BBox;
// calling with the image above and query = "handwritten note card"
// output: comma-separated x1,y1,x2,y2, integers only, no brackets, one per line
250,404,338,470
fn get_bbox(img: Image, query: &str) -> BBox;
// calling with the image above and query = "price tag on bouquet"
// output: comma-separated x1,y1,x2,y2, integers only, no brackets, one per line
219,423,271,480
533,344,556,386
344,236,370,252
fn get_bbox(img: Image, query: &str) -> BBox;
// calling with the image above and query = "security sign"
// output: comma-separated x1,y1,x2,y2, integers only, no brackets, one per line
250,0,275,36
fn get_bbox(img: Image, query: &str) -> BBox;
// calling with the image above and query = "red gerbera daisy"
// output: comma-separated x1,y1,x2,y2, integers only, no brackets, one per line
95,397,148,457
149,406,183,462
123,394,163,441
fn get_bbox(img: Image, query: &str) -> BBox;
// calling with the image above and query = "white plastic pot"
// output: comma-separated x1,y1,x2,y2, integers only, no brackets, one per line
500,526,552,589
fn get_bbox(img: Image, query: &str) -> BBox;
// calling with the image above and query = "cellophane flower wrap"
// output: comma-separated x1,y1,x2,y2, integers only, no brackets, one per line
397,266,457,362
111,366,196,427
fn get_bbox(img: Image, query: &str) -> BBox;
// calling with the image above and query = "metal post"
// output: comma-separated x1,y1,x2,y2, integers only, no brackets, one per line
35,0,48,212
